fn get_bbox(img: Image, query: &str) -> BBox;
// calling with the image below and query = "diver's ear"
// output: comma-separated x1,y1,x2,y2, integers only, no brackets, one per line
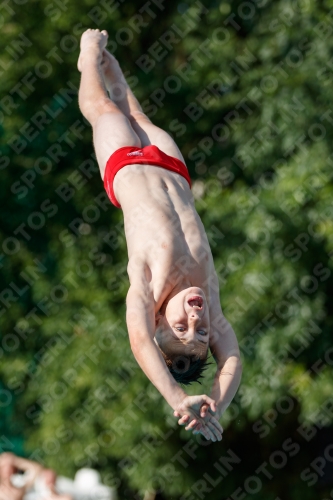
155,311,163,326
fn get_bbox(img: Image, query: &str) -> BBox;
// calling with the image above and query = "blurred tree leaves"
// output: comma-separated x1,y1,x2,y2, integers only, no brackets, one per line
1,0,333,499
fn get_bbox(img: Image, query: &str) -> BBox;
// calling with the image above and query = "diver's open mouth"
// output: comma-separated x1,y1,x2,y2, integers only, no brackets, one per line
188,296,203,309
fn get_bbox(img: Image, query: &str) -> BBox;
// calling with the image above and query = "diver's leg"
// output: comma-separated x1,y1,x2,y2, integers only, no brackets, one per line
102,49,185,162
78,29,141,178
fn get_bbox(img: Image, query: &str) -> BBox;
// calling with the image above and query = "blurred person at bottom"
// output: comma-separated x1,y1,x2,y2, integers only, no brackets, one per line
0,453,72,500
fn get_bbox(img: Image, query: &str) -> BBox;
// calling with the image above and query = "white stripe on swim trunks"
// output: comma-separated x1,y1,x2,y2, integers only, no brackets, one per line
127,151,143,156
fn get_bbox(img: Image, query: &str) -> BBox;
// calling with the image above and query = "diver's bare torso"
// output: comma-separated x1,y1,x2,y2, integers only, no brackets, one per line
112,164,215,310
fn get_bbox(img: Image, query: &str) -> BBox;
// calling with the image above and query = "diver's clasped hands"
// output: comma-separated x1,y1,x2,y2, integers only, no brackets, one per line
173,395,223,442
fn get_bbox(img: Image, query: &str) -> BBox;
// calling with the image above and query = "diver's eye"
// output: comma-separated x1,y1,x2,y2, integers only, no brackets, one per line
197,330,207,336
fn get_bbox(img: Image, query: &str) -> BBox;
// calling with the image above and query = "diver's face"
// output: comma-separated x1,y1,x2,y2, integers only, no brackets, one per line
155,287,210,358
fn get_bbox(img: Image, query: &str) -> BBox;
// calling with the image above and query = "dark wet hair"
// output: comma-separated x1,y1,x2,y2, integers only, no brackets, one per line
161,353,211,385
155,323,211,385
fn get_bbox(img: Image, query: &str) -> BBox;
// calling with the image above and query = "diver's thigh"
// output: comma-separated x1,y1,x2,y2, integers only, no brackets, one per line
129,113,185,163
93,111,141,178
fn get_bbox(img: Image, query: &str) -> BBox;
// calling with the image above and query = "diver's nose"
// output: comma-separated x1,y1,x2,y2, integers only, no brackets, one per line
188,313,200,323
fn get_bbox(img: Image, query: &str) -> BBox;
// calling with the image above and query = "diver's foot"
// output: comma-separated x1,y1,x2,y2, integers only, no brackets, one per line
77,28,108,72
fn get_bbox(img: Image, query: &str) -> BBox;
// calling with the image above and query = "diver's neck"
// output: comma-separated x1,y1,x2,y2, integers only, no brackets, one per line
159,279,192,313
171,279,192,298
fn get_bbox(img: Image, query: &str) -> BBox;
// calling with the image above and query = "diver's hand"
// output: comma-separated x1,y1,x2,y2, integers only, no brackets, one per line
175,408,223,441
173,396,223,441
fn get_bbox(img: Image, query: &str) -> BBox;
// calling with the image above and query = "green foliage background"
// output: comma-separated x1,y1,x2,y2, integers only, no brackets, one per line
1,0,333,499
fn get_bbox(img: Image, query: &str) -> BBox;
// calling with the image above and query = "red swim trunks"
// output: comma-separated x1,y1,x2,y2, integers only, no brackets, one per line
104,145,191,208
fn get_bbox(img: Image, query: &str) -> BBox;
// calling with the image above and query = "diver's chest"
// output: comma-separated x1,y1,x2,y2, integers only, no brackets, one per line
150,243,211,286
